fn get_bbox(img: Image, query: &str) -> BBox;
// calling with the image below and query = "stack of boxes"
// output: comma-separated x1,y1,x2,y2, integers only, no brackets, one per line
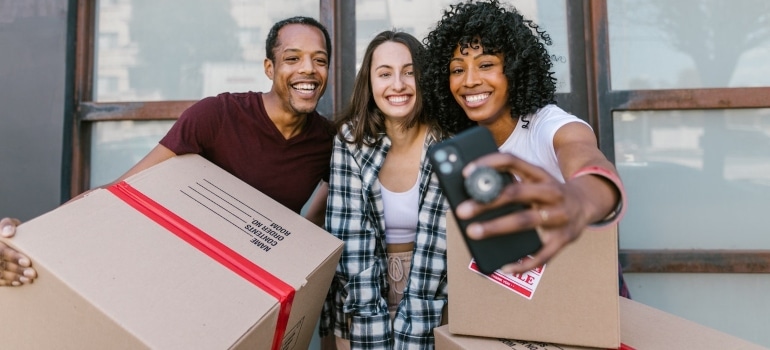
436,215,765,349
1,153,764,349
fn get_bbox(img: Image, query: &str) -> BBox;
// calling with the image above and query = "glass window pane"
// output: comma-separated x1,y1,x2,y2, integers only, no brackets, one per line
614,109,770,249
608,0,770,90
355,0,570,92
625,273,770,347
94,0,319,102
90,120,175,188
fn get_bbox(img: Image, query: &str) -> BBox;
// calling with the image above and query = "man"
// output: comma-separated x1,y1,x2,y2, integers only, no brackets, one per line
0,16,335,287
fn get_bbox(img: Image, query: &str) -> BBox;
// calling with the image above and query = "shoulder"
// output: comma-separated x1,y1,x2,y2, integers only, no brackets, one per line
337,122,357,144
536,105,588,124
176,96,228,127
184,92,256,114
530,105,590,132
216,91,264,108
184,95,223,113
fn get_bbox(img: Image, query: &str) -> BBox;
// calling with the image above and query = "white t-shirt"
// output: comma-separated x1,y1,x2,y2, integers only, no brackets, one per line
498,104,591,183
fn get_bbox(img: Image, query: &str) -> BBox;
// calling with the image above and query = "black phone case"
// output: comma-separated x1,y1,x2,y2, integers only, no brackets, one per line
428,126,543,274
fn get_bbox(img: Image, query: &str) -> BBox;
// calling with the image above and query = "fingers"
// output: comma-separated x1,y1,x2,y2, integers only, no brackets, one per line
0,240,37,287
457,154,564,224
457,153,587,275
463,153,552,184
462,206,535,240
1,217,21,238
458,185,557,243
499,232,569,275
0,262,36,286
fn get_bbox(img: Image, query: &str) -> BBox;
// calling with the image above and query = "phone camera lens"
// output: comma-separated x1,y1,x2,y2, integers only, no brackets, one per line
433,149,447,162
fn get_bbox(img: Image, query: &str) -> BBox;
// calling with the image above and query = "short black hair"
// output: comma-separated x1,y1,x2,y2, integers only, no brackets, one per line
422,0,557,134
265,16,332,63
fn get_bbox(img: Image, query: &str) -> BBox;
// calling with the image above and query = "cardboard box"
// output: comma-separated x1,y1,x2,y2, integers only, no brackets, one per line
447,214,620,348
0,154,343,350
434,297,767,349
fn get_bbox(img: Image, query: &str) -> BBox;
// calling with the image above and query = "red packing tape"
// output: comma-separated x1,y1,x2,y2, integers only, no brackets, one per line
108,181,295,350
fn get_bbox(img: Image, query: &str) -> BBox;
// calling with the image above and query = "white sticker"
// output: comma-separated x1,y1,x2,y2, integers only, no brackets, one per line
468,257,545,300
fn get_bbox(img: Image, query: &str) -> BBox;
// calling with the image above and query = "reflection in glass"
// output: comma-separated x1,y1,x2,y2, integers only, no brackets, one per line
90,120,175,188
608,0,770,90
355,0,570,92
614,109,770,249
94,0,319,102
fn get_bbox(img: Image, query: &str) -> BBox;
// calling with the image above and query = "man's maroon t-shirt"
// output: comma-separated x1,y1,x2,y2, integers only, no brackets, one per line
160,92,334,213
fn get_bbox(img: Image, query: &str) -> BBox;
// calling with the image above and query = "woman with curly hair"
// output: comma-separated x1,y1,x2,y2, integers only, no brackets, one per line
423,0,629,296
320,30,449,349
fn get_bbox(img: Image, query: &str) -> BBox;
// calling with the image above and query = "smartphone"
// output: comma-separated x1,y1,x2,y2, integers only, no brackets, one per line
428,126,542,275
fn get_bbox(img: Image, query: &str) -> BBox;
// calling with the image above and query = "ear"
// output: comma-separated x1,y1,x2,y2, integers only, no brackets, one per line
264,58,274,81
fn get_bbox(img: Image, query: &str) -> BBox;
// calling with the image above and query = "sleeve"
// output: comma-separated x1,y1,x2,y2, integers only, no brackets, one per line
159,96,222,155
324,136,393,349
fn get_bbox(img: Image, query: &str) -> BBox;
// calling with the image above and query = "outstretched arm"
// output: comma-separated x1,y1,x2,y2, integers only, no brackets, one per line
68,144,177,203
455,122,624,274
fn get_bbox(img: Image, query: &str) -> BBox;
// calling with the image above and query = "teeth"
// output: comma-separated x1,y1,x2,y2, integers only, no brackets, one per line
388,95,408,103
465,93,489,103
293,83,316,91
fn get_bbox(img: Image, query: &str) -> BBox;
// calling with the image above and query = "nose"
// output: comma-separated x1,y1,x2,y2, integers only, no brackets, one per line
298,56,315,75
393,74,405,91
463,66,481,87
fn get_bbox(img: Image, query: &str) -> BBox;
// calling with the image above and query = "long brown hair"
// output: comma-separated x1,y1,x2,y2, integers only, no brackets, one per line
334,30,440,147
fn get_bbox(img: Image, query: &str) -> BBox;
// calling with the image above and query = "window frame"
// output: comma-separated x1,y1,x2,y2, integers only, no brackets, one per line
71,0,344,196
72,0,770,273
587,0,770,273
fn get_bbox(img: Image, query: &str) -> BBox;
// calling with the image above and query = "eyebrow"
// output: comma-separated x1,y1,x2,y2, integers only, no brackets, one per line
451,52,492,62
283,48,328,56
374,62,413,70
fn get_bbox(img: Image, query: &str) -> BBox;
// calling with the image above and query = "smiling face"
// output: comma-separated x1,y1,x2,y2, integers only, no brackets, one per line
448,42,511,127
369,41,417,122
264,24,329,116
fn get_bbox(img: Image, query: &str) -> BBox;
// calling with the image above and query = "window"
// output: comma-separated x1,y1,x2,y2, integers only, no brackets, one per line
74,0,320,193
353,0,571,92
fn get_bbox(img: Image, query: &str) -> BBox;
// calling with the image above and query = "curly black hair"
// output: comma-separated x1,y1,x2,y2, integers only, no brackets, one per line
422,0,557,134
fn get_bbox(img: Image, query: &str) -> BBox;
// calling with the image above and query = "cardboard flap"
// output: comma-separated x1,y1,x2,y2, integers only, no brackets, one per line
619,298,766,350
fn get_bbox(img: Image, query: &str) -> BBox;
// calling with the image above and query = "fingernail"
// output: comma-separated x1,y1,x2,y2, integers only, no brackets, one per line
456,203,471,218
12,281,20,286
501,264,522,275
23,268,36,277
466,224,483,239
19,257,31,267
463,163,477,177
20,276,30,283
1,225,14,237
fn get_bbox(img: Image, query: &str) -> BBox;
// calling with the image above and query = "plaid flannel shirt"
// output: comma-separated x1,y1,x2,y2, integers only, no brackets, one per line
320,123,448,349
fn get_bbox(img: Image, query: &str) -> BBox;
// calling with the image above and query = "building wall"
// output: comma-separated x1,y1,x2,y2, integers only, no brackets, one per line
0,0,71,221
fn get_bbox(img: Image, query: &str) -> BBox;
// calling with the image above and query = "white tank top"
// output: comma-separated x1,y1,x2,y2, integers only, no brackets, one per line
379,179,419,244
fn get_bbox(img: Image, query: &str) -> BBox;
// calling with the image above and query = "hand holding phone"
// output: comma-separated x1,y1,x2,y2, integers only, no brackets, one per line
429,126,542,274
